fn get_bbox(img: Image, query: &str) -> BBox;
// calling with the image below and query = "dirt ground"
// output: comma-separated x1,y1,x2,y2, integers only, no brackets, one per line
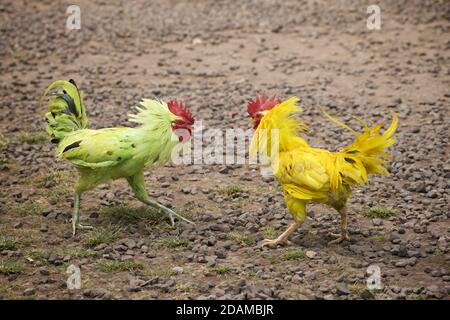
0,0,449,300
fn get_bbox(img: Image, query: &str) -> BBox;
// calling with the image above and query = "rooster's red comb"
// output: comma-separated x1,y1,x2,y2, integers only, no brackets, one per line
247,94,280,117
167,99,194,125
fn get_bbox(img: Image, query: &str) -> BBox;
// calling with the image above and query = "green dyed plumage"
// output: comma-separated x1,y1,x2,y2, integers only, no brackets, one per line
41,80,89,143
41,79,194,233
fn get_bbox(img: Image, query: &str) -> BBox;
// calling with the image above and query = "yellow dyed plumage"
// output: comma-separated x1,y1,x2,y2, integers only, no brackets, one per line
250,96,398,222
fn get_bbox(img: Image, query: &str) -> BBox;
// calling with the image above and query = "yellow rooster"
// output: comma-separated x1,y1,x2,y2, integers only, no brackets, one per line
247,95,398,247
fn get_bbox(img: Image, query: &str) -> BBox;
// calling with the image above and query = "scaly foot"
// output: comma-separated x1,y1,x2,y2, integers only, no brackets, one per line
261,238,293,248
328,233,350,245
142,199,193,225
72,222,93,236
76,223,93,230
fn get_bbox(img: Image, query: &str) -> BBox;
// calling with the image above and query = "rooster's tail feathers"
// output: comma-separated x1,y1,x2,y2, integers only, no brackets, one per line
41,79,89,144
323,110,398,188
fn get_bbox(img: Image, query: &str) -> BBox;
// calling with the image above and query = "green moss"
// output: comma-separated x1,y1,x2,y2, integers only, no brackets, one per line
282,251,304,261
162,236,190,250
96,260,143,272
83,227,121,248
25,250,46,263
143,266,173,278
226,231,255,246
15,132,47,144
175,283,196,292
0,261,24,274
208,266,232,275
364,207,396,218
102,204,163,225
10,202,43,216
0,234,20,251
10,49,26,60
262,226,277,240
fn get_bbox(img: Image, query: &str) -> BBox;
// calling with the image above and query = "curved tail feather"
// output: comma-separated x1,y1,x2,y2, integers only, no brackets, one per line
40,79,89,143
322,110,398,189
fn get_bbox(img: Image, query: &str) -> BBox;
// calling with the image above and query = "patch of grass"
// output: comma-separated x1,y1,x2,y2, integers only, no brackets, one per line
406,293,426,300
348,283,367,296
25,250,46,263
0,234,20,251
34,170,73,199
262,226,277,240
102,204,163,225
0,261,24,274
180,202,196,220
226,231,255,246
83,227,121,248
143,266,173,278
323,263,356,274
15,132,47,145
282,251,305,261
0,134,7,148
96,260,143,272
242,270,257,279
64,248,100,259
364,207,396,218
208,266,232,275
162,236,190,250
275,265,293,276
10,49,26,60
367,234,386,242
213,185,248,196
0,283,18,293
10,202,43,216
175,283,196,293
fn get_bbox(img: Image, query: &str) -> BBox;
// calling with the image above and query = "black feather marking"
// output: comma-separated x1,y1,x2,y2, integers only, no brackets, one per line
68,79,82,116
344,157,356,164
346,150,359,154
51,112,56,118
69,79,77,87
63,140,82,153
51,138,59,144
53,93,78,117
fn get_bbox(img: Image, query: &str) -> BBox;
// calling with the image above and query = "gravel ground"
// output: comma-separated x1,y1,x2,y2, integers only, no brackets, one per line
0,0,449,300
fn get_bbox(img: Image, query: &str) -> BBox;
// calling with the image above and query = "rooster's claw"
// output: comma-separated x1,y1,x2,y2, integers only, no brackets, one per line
261,238,293,248
328,233,350,245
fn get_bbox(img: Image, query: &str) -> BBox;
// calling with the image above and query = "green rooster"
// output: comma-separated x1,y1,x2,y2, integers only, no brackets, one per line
41,79,195,235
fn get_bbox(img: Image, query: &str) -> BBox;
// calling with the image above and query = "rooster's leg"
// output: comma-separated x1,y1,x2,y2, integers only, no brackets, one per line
328,208,350,245
261,222,301,247
127,172,195,226
72,193,93,236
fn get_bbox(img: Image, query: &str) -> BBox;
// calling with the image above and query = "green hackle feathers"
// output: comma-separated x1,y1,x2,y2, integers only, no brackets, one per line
41,79,89,143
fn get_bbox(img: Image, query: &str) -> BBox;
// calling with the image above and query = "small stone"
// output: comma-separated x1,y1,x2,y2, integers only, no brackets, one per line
39,268,50,276
121,238,136,249
23,288,36,296
172,267,184,274
360,290,374,300
372,218,383,226
40,224,48,232
398,245,408,257
336,283,350,295
13,222,23,229
305,250,317,259
218,166,229,174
